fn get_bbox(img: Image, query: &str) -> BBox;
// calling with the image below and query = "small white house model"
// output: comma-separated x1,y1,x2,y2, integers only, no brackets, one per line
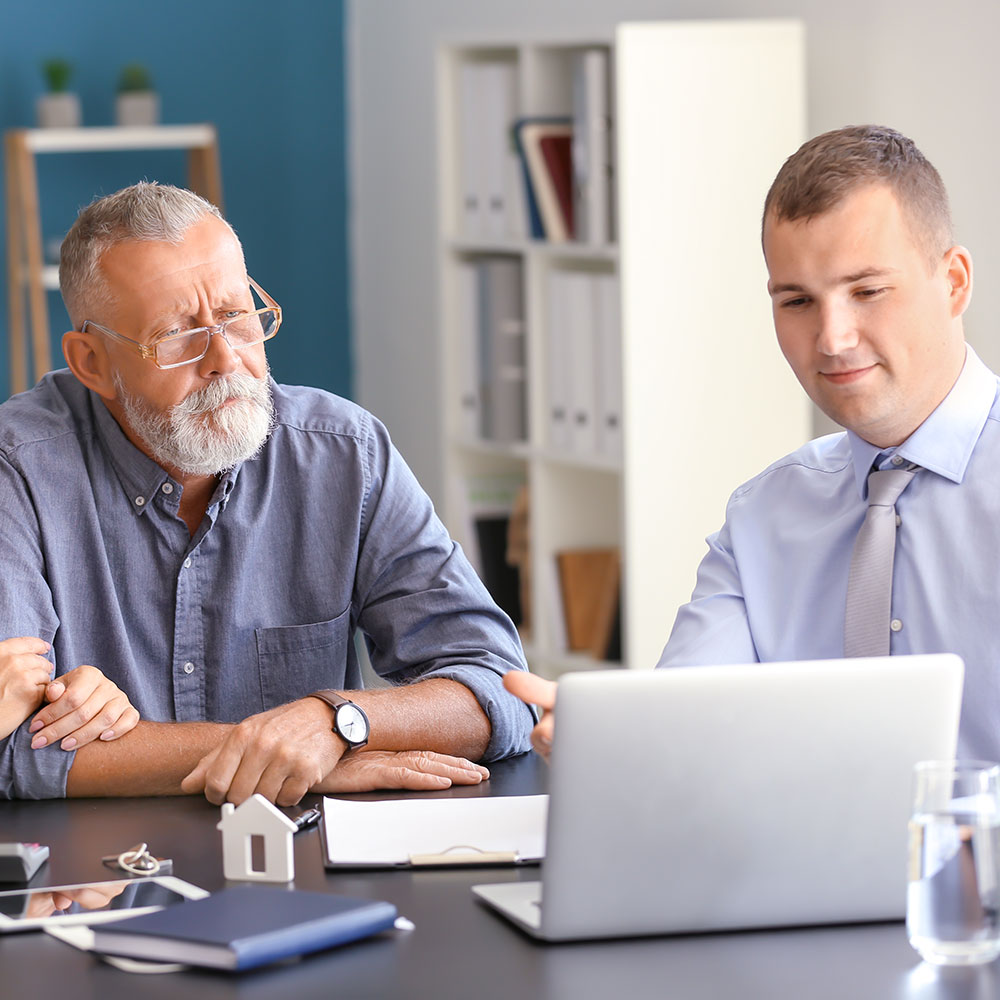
217,794,298,883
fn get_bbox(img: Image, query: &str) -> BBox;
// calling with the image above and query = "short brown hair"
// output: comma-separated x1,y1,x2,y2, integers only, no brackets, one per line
762,125,953,260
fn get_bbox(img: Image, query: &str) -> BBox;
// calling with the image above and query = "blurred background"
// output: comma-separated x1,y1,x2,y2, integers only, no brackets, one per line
4,0,999,504
0,0,349,397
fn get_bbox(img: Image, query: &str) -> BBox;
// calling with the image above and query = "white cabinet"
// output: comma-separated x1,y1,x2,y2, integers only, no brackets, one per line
437,21,810,677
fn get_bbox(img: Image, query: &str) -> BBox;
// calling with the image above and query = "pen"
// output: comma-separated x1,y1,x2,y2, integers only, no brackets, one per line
293,808,322,834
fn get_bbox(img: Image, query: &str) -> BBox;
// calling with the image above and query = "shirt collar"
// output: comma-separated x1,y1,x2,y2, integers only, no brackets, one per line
91,393,243,516
848,344,998,498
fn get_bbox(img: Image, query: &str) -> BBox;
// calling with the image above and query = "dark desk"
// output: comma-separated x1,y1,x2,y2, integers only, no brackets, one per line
1,753,996,999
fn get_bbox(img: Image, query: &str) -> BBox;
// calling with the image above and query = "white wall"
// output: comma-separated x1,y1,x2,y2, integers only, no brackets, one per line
349,0,1000,505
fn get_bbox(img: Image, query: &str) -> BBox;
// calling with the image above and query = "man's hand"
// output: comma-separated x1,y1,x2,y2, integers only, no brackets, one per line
27,663,140,751
503,672,556,760
318,750,489,794
0,637,53,740
181,697,348,806
181,697,493,806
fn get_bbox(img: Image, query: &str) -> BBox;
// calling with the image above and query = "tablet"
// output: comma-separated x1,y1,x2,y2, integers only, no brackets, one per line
0,876,208,932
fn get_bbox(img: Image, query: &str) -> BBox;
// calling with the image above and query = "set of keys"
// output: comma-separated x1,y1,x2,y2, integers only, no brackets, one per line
3,807,318,884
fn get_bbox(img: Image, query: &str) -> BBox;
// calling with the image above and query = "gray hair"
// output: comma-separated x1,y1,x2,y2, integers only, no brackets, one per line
60,181,239,328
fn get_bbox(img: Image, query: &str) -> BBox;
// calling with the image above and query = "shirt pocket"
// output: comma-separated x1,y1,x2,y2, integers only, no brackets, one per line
255,606,352,710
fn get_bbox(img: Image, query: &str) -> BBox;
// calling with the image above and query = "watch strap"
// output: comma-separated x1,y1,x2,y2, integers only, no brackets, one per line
307,689,352,713
307,690,369,748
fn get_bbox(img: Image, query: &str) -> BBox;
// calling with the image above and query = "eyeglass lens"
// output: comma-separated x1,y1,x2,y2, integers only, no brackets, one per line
156,310,279,367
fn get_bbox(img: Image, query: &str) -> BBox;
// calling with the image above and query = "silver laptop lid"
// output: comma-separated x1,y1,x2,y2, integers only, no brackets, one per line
540,655,964,940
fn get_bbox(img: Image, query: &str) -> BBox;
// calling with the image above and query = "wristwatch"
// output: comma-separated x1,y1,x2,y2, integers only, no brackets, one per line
307,690,370,750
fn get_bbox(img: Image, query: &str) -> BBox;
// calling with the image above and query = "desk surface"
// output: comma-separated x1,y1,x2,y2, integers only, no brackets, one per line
1,752,996,1000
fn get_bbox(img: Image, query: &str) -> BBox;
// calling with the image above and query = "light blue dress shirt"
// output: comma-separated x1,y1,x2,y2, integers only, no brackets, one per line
658,346,1000,761
0,371,533,798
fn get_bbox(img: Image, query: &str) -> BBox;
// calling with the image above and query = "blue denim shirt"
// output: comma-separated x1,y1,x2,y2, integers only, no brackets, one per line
0,370,532,798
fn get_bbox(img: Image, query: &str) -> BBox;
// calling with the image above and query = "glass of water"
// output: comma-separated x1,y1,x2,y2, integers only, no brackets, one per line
907,760,1000,966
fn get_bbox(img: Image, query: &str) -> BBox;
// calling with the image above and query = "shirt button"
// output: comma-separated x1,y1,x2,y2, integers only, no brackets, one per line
134,495,145,507
183,558,192,569
161,483,174,495
890,619,903,633
891,455,904,467
895,514,901,527
183,662,195,674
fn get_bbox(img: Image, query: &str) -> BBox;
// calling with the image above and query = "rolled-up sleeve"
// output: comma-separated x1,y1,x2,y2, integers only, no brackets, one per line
1,728,74,800
353,414,534,760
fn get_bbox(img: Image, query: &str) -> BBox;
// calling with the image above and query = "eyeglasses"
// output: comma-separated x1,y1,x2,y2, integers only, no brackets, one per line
82,277,281,370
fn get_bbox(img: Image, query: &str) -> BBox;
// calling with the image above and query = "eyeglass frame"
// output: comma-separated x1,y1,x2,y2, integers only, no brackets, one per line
80,277,282,370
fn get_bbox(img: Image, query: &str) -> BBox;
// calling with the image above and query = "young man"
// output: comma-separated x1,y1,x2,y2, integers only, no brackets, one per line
0,182,533,803
509,125,999,762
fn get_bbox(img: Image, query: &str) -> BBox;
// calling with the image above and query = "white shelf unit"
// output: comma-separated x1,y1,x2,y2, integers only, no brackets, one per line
4,124,222,394
438,21,810,678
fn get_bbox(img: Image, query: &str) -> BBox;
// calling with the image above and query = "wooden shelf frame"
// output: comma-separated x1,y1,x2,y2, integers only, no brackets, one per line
4,124,223,394
437,24,811,678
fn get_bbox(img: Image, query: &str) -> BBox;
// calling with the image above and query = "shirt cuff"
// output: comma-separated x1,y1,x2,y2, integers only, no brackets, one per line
0,724,74,799
419,663,535,762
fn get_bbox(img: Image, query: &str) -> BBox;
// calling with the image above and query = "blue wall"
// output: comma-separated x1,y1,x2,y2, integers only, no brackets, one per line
0,0,350,399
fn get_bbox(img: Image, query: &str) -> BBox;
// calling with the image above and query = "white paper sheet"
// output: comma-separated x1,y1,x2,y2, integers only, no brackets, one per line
321,794,548,867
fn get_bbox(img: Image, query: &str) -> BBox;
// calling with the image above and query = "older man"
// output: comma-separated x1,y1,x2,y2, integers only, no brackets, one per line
510,125,1000,763
0,182,533,803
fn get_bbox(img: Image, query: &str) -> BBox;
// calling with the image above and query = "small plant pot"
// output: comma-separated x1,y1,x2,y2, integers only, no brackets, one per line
37,92,81,128
116,91,159,127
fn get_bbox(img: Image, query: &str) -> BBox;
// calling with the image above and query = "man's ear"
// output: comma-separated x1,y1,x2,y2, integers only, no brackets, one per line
942,245,973,319
62,329,116,400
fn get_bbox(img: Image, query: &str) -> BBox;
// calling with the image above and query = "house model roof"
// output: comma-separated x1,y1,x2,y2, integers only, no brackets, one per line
217,793,299,833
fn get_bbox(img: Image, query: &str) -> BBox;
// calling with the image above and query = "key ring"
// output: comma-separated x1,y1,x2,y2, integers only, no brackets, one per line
101,842,172,876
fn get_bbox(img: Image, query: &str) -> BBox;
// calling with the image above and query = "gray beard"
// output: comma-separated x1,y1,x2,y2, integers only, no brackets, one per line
113,370,274,477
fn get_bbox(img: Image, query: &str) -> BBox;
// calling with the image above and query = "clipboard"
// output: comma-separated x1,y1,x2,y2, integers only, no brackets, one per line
319,795,548,869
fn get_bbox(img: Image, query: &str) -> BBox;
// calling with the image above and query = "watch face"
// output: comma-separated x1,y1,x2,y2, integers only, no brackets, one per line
337,704,369,744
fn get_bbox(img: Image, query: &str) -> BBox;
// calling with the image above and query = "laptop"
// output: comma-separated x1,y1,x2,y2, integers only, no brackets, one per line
473,654,964,941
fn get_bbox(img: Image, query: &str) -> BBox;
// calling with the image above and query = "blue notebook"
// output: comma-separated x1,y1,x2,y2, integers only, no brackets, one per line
90,885,398,971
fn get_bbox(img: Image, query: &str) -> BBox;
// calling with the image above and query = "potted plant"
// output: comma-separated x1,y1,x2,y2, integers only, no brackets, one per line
116,63,159,127
37,58,81,128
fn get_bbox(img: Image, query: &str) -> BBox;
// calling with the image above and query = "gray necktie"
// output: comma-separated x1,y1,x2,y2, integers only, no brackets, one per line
844,466,918,658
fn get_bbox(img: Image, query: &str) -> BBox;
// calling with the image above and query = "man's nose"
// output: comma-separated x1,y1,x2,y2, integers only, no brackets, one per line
197,325,242,377
815,300,860,356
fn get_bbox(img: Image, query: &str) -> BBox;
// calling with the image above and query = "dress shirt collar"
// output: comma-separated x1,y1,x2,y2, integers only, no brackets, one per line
90,391,240,515
847,344,998,499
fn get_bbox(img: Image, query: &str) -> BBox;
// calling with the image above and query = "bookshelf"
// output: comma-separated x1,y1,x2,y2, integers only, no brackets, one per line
437,21,811,678
4,124,222,394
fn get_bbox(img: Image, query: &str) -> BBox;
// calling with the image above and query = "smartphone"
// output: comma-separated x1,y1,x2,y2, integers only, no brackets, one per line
0,876,208,932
